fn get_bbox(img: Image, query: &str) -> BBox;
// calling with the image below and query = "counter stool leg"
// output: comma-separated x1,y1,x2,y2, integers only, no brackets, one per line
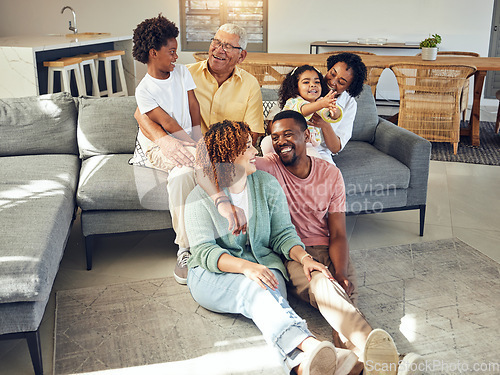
89,61,100,97
47,67,55,94
74,64,85,96
61,67,71,94
116,56,128,95
105,58,113,97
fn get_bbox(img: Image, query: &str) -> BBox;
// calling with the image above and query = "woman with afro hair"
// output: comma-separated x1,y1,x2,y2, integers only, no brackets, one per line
184,120,355,375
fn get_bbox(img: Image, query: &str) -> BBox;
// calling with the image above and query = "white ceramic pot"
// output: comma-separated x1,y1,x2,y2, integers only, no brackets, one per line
421,47,438,61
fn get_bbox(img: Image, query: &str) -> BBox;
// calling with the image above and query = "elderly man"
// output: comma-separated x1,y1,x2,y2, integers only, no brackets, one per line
134,23,264,285
187,23,264,143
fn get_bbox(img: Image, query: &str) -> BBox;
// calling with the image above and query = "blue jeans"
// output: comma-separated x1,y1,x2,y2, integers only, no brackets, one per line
187,266,312,374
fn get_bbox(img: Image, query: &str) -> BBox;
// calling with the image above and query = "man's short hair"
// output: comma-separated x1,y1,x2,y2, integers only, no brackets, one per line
272,110,308,131
218,24,248,50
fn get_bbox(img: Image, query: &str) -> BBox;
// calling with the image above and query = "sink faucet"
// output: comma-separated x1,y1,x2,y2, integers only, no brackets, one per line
61,6,78,34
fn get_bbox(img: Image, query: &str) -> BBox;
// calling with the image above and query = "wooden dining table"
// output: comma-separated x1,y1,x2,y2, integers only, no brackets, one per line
241,53,500,146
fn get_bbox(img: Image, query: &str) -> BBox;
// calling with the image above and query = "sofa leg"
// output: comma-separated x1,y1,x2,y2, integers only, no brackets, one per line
26,330,43,375
85,235,95,271
419,205,426,236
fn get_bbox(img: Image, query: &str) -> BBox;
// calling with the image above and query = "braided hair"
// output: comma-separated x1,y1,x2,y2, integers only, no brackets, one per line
197,120,251,189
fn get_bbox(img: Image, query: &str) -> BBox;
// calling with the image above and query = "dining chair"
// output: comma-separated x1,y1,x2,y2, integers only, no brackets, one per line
389,62,477,154
416,51,480,121
193,51,208,62
239,63,296,88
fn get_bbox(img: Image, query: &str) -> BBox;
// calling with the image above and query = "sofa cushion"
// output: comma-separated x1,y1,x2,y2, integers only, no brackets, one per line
351,84,379,143
333,141,410,196
77,154,169,211
0,154,79,303
0,92,78,156
77,96,138,160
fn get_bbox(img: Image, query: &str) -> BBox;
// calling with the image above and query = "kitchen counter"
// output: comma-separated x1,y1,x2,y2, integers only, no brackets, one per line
0,33,135,98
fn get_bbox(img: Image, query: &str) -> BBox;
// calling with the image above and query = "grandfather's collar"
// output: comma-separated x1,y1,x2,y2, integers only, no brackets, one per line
202,59,244,81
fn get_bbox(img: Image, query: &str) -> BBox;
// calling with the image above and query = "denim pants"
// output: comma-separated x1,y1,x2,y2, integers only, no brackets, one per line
187,266,313,374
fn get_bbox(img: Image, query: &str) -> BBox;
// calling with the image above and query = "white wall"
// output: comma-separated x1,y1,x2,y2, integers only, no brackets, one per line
0,0,496,104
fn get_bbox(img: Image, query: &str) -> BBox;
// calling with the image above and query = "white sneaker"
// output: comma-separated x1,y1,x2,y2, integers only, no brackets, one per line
335,347,359,375
363,329,399,375
397,352,425,375
302,341,337,375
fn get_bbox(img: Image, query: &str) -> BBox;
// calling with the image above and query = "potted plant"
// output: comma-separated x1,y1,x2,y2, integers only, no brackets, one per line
419,34,442,60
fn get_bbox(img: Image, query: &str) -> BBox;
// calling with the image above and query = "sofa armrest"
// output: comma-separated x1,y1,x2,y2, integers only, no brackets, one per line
373,118,431,206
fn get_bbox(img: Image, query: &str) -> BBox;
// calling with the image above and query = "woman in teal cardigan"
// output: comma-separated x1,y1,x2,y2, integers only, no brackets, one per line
184,120,341,375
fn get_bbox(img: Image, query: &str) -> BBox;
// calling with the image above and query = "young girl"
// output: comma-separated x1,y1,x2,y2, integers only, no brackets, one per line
261,65,342,162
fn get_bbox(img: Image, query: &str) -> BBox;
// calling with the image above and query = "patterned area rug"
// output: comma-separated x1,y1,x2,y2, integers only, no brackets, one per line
54,238,500,375
380,116,500,166
430,122,500,165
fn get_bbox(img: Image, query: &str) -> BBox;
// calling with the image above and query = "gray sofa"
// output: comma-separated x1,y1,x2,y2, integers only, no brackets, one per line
76,96,172,271
332,85,431,234
0,93,80,375
0,85,430,375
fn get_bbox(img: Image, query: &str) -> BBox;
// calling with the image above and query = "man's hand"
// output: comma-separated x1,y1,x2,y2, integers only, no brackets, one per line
301,257,334,282
334,273,354,297
217,200,247,236
156,135,196,168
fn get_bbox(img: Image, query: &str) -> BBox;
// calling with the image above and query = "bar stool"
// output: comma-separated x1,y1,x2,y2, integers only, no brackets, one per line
43,57,84,96
96,50,128,97
75,53,100,97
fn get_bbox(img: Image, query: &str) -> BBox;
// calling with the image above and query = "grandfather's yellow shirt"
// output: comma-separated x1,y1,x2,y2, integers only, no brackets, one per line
187,60,264,134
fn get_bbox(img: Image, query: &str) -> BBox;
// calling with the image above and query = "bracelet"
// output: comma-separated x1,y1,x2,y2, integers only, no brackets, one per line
300,253,313,264
215,196,231,208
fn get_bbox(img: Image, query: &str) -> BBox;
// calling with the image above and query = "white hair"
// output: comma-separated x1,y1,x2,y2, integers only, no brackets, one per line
217,24,248,50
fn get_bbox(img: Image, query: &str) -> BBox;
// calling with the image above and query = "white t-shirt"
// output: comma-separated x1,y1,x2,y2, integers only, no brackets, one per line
229,185,250,245
316,90,357,161
132,64,196,163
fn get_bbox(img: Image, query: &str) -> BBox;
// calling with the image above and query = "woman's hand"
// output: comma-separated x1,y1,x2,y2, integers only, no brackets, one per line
302,257,334,282
242,263,279,290
217,200,247,235
309,112,328,130
335,273,354,297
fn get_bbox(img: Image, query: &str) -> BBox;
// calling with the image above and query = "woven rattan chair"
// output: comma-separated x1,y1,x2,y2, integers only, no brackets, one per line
239,63,296,88
416,51,479,121
389,62,476,154
193,51,208,62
